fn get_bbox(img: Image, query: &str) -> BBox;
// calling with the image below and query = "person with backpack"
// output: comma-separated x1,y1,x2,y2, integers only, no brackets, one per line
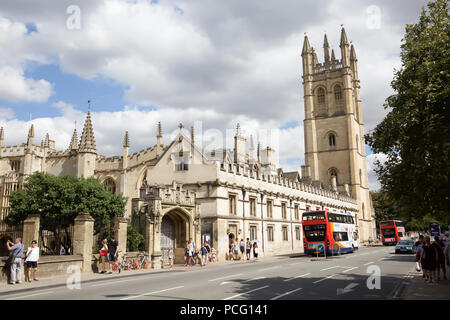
6,237,24,285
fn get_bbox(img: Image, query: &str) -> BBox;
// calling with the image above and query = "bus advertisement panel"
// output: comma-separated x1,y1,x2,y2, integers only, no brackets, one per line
302,211,358,255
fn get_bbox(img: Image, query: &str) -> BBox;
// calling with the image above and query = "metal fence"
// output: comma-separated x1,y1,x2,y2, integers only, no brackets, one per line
0,221,23,256
39,224,74,255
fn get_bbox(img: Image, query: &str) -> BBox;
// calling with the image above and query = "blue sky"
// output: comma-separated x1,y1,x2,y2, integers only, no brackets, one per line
0,0,429,189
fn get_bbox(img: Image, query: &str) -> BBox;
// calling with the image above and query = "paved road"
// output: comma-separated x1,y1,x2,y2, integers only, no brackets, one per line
0,246,415,300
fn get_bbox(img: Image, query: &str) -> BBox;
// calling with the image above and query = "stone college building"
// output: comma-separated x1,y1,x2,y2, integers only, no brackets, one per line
0,28,376,264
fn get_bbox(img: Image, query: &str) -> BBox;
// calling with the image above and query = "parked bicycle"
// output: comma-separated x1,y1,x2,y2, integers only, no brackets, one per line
111,252,132,272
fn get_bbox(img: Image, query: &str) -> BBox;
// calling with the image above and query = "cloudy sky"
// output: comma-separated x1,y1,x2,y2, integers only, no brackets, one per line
0,0,429,189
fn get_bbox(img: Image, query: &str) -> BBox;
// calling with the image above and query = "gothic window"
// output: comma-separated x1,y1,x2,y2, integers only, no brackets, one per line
328,133,336,147
317,87,325,104
329,169,338,186
10,160,20,172
103,178,116,194
334,85,342,101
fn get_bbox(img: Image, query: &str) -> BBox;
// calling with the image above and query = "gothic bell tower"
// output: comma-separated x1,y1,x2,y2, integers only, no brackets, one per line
301,28,374,242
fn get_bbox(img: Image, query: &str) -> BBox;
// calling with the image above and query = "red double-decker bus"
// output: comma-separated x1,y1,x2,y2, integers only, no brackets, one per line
380,220,405,245
302,210,358,255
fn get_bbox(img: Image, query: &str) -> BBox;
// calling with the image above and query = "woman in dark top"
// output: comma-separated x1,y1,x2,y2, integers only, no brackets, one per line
434,236,447,281
421,236,438,283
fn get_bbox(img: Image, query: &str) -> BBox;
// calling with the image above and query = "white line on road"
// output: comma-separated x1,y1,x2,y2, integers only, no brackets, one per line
320,266,340,271
284,273,311,282
342,267,358,273
270,288,303,300
258,266,280,272
120,286,184,300
5,290,55,300
222,285,270,300
89,277,143,287
208,273,244,282
243,277,266,283
363,261,374,266
313,274,336,284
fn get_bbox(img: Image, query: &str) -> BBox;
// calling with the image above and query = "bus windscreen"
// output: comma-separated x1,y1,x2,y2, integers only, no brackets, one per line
303,224,326,241
381,228,395,237
380,221,394,227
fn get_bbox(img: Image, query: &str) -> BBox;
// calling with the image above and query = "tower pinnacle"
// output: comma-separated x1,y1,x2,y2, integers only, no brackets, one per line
78,111,96,153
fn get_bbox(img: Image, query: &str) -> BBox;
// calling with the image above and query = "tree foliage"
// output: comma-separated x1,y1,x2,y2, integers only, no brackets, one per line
126,226,145,252
6,172,127,237
365,0,449,223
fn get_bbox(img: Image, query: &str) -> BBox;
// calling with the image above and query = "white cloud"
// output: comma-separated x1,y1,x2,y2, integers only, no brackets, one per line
366,153,388,190
0,107,15,120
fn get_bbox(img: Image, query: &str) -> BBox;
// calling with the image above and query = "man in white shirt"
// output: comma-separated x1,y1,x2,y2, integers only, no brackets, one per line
25,240,40,282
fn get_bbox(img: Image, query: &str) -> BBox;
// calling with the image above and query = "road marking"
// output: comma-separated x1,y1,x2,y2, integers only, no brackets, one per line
342,267,358,273
120,286,184,300
258,266,280,272
5,290,54,300
363,261,374,266
284,273,311,282
208,273,243,282
313,274,336,284
287,262,304,266
320,266,340,271
270,288,303,300
222,285,270,300
89,277,143,287
243,277,266,283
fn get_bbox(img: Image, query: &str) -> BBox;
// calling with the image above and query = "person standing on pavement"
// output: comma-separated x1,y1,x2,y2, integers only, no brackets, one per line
415,235,424,274
25,240,40,282
421,236,438,283
444,240,450,267
205,242,211,265
433,236,447,281
6,238,24,285
200,242,208,266
368,237,373,246
168,246,174,268
184,240,190,266
188,238,196,266
240,239,245,260
99,239,109,274
253,241,259,259
246,238,251,260
108,235,121,274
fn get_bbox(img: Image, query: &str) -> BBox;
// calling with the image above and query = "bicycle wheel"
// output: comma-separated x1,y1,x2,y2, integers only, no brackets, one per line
112,263,118,272
144,259,149,269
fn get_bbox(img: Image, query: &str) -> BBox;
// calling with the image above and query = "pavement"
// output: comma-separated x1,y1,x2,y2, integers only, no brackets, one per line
0,245,431,300
401,265,450,300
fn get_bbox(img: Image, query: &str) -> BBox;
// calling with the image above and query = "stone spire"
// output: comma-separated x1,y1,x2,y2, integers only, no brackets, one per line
78,111,96,153
249,135,255,161
340,26,350,67
350,44,357,61
0,127,4,149
331,49,336,61
301,35,311,55
323,34,330,62
27,124,34,150
67,129,78,151
44,133,50,148
257,142,261,163
123,131,129,148
156,122,163,156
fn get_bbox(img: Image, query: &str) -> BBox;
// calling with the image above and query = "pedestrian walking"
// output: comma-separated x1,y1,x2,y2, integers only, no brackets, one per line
200,242,208,266
421,236,438,283
253,241,259,259
188,238,196,266
25,240,40,282
433,236,447,281
444,240,450,267
168,246,174,268
99,239,108,274
205,242,211,265
368,236,373,246
240,239,245,260
415,235,424,273
108,235,121,274
246,238,251,260
6,238,24,285
184,241,190,266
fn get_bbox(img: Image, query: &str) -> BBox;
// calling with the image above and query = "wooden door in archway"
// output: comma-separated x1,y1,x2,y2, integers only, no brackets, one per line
160,215,175,265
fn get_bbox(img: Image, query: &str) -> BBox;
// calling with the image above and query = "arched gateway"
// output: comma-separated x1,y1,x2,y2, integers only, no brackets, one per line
131,183,200,269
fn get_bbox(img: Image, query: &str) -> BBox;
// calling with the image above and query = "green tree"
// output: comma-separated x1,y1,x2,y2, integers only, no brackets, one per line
6,172,127,253
126,226,145,252
365,0,449,223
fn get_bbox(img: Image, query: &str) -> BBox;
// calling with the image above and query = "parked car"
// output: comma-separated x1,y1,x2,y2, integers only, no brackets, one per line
395,240,415,254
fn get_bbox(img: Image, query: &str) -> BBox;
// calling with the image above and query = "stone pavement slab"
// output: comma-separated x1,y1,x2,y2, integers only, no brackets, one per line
402,267,450,300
